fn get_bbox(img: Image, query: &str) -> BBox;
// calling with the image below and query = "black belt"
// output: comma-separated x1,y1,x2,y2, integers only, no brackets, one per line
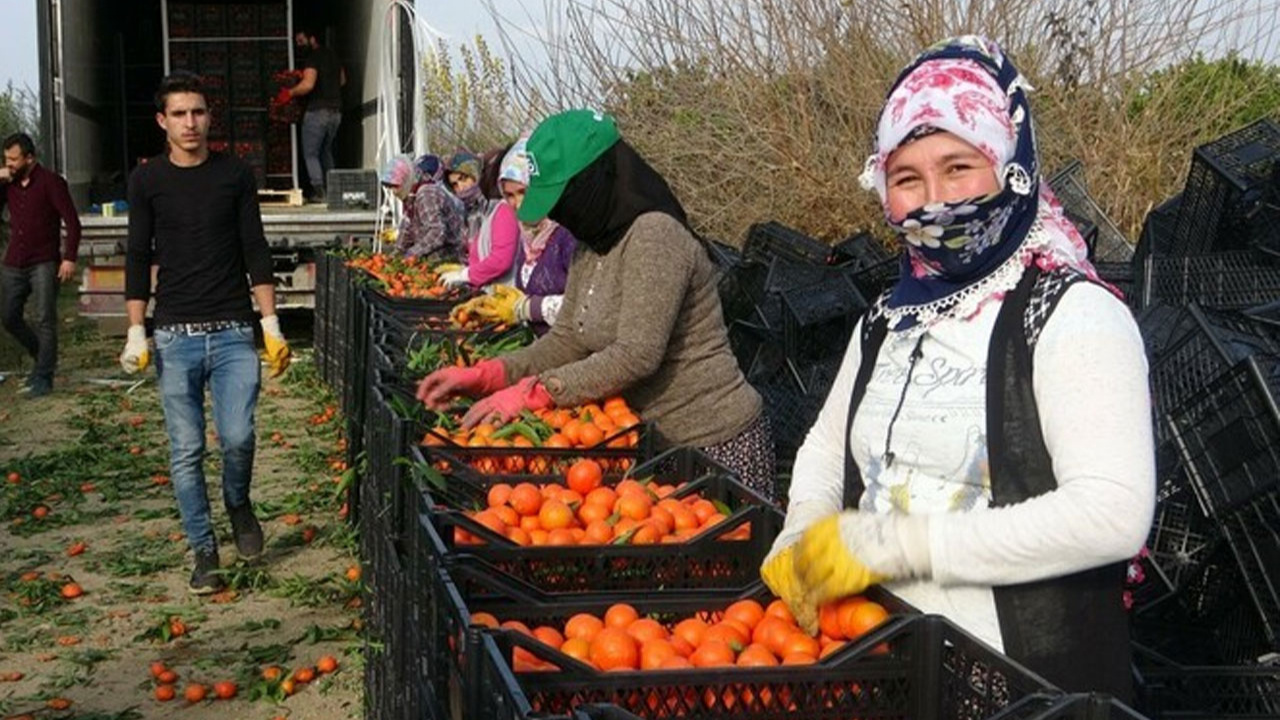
156,320,253,335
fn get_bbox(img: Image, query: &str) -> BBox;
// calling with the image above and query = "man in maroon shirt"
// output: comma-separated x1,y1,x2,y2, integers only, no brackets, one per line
0,132,81,397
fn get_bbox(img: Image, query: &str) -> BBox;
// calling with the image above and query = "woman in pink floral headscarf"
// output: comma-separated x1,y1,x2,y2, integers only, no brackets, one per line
762,36,1154,700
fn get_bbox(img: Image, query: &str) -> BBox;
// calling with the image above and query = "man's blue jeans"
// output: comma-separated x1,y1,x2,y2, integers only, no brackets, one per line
301,108,341,193
155,325,261,554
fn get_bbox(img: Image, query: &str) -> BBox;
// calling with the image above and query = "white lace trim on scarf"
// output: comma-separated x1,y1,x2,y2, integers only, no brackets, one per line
879,217,1052,337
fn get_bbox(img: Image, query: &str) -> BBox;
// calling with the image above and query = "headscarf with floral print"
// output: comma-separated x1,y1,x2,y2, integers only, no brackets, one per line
860,35,1106,330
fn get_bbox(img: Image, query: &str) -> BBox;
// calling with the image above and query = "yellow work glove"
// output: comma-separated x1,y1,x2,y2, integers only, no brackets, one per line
793,511,932,618
433,262,464,274
260,315,292,378
760,499,837,635
119,324,150,374
760,545,817,633
473,285,526,325
450,295,488,325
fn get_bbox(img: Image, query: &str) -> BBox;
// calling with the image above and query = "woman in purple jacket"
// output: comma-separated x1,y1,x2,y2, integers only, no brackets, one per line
456,138,576,333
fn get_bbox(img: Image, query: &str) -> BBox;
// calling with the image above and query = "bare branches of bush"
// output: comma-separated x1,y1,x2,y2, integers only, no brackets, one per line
479,0,1280,246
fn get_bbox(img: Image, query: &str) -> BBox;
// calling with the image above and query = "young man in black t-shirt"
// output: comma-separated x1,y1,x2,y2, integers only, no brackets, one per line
285,27,345,203
121,71,293,594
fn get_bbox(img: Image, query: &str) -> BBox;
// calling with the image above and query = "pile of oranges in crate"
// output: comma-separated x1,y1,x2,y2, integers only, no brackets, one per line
455,459,751,546
346,252,464,300
476,595,891,673
423,397,643,475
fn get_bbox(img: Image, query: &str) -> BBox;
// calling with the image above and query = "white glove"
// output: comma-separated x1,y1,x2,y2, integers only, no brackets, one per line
119,325,150,374
439,268,470,288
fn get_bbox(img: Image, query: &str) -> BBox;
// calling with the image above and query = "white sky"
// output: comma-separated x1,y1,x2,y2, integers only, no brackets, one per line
2,1,1277,93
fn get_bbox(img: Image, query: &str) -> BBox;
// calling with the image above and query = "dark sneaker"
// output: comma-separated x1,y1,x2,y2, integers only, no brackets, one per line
189,548,224,595
228,503,264,560
20,376,51,398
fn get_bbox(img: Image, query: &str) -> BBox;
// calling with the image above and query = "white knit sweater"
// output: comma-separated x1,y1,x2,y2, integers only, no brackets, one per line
780,282,1155,650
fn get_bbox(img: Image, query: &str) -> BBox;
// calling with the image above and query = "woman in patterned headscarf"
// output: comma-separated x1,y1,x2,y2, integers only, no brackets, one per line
762,36,1153,700
379,154,465,261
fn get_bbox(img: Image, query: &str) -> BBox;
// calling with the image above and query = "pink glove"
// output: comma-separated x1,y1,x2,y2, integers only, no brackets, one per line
461,378,554,429
273,87,293,106
416,358,508,409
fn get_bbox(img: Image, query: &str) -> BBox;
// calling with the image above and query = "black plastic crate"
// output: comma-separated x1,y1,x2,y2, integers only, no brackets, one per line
830,230,896,269
1172,119,1280,256
260,4,288,37
197,41,229,77
167,43,195,73
781,272,865,364
717,259,768,328
1142,250,1280,311
1141,304,1280,437
167,3,195,38
1134,647,1280,720
362,534,414,720
411,447,780,597
227,4,259,37
363,384,415,544
850,254,901,301
990,693,1149,719
1135,448,1219,610
754,352,843,483
230,110,265,143
1163,357,1280,651
194,3,226,37
1047,160,1134,263
1094,262,1137,308
1131,541,1277,665
427,570,921,720
261,40,289,80
743,220,831,266
327,169,380,209
1167,355,1280,515
468,610,1054,720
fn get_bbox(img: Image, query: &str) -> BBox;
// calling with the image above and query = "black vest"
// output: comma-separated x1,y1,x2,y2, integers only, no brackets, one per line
840,265,1134,701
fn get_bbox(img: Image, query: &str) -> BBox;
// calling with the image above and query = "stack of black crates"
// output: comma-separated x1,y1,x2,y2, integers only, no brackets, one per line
165,2,293,188
711,222,894,487
1122,119,1280,719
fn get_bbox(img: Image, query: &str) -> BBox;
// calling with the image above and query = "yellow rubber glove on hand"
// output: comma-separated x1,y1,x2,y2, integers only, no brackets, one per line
260,315,291,378
793,511,932,612
473,285,526,325
450,295,488,325
760,545,819,634
119,324,150,374
793,514,888,611
433,262,463,274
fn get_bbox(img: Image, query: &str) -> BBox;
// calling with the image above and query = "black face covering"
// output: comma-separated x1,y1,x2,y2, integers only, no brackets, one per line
547,140,690,254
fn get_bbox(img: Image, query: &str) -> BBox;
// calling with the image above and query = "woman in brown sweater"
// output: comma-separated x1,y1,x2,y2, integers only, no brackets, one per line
417,109,774,498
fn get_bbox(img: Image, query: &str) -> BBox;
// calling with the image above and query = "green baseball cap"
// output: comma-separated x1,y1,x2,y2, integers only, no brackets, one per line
517,109,620,223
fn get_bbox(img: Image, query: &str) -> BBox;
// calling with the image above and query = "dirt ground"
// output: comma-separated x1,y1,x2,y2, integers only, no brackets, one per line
0,305,364,720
